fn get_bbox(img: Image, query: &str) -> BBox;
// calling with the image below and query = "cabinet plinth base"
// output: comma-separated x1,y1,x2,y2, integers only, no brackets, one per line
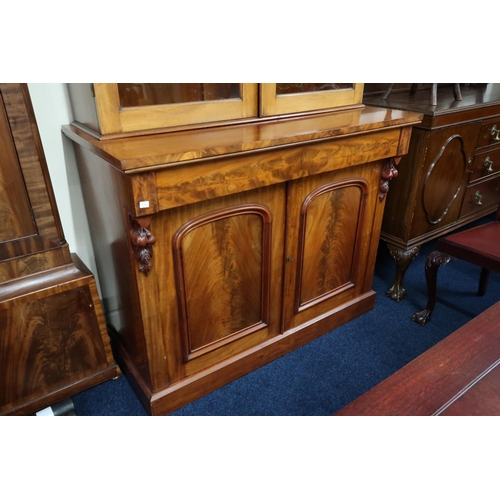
112,291,376,416
0,255,119,416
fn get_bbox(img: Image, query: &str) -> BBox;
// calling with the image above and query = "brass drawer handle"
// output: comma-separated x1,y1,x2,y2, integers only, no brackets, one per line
484,156,494,173
491,125,500,141
474,190,483,206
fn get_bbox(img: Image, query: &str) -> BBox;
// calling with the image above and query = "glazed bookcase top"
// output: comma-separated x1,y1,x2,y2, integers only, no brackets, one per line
67,83,366,138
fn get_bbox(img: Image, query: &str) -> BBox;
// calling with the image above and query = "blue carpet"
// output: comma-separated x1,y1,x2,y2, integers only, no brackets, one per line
72,214,500,416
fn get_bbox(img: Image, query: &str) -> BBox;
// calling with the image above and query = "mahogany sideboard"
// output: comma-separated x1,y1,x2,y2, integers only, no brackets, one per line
63,85,421,415
335,299,500,416
364,84,500,301
0,84,119,416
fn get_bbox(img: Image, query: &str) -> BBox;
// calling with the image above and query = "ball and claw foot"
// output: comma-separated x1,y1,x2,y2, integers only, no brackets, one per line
387,284,406,302
386,244,420,302
412,308,432,326
411,251,451,326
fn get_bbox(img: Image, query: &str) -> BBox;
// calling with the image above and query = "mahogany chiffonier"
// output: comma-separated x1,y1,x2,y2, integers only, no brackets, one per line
364,83,500,301
0,84,119,416
63,83,421,415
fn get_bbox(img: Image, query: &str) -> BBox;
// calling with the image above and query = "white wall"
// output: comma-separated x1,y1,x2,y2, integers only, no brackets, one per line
27,83,100,293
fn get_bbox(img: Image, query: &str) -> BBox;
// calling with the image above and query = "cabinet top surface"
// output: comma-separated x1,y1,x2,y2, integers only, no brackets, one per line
364,83,500,119
62,105,421,172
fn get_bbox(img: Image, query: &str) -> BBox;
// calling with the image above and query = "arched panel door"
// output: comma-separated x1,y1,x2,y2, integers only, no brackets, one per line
160,184,286,380
282,164,379,333
173,204,272,361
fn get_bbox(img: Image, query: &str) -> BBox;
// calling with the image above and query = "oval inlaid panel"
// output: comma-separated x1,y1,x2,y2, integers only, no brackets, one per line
423,134,466,225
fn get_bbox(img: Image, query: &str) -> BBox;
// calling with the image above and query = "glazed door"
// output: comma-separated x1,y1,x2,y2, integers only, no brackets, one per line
92,83,259,135
260,83,364,117
282,164,379,333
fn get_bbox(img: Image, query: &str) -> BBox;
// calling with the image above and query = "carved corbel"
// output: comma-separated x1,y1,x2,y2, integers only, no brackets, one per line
130,215,156,276
379,157,401,200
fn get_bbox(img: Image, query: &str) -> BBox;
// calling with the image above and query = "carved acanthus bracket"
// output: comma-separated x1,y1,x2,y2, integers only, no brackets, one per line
130,215,156,276
379,157,401,200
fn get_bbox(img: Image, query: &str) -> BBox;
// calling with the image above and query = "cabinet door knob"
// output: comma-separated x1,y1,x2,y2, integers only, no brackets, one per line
491,125,500,142
474,190,483,206
484,156,494,173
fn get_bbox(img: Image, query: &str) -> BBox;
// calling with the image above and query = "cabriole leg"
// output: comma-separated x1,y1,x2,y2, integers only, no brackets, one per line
386,244,420,301
412,250,452,325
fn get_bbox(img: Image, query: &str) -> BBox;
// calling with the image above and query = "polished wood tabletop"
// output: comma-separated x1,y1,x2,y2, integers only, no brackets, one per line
335,300,500,416
63,106,422,171
364,83,500,128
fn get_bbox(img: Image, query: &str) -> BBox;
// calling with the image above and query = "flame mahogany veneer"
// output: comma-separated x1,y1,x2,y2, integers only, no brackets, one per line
63,97,422,415
0,84,119,416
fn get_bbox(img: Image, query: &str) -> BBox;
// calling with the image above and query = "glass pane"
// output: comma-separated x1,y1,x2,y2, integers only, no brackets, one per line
276,83,354,95
118,84,241,107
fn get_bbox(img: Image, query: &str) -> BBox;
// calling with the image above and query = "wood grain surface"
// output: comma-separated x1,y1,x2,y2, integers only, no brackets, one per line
0,84,118,415
0,93,35,242
335,300,500,416
173,204,272,360
64,93,422,414
62,106,421,171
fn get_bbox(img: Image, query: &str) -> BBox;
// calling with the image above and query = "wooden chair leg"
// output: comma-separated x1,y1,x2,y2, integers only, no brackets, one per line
454,83,463,101
478,268,490,296
381,83,394,100
412,251,451,325
430,84,438,106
